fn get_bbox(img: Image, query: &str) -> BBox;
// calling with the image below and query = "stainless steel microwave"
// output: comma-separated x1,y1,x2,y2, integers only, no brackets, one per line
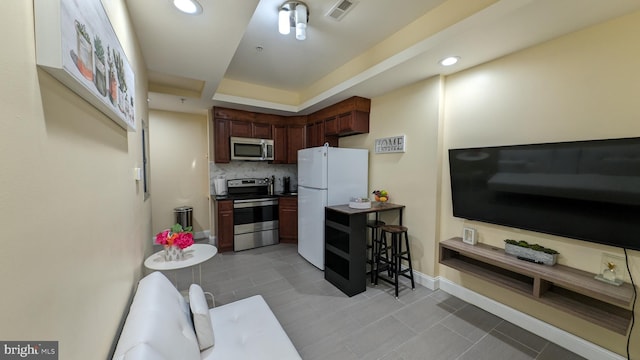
230,137,274,161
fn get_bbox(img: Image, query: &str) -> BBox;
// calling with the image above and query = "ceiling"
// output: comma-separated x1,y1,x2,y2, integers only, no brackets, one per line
125,0,640,116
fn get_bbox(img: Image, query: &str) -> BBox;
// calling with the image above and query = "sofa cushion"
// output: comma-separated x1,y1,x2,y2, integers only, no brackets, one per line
112,272,200,360
189,284,215,350
200,295,301,360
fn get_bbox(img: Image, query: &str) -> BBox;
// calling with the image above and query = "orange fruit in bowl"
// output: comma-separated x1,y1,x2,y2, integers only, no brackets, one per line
375,195,380,201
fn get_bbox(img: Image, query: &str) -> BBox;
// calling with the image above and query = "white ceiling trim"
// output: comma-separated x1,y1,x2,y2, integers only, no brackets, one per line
215,0,536,114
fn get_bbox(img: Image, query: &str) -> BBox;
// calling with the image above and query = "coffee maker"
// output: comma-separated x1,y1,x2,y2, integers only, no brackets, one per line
283,176,291,193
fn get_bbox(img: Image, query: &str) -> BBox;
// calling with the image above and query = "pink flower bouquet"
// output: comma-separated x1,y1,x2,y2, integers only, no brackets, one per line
155,223,194,249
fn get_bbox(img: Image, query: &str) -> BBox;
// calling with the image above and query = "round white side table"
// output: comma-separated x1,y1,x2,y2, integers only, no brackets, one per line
144,243,218,291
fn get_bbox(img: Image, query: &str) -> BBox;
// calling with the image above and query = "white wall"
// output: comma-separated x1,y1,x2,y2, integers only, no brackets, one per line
0,1,151,359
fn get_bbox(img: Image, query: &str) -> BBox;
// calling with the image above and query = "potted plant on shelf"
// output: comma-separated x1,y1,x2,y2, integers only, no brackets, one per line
155,224,194,261
504,239,559,266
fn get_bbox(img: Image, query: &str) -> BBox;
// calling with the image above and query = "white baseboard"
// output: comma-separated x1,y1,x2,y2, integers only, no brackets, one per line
410,269,624,360
194,230,210,240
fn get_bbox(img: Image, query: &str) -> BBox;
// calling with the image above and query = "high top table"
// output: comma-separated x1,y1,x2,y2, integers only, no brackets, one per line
324,202,405,296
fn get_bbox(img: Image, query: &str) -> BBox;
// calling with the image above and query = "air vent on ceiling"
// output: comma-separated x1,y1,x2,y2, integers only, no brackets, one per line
325,0,358,21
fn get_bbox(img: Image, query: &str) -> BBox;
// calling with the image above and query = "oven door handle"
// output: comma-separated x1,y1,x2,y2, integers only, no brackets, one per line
234,199,279,208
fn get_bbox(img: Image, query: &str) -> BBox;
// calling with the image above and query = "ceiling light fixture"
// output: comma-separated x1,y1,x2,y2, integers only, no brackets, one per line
278,1,309,40
439,56,460,66
172,0,202,15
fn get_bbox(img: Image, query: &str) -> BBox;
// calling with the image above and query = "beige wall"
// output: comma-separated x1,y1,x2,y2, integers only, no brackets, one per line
149,110,210,237
440,11,640,356
0,1,151,359
344,9,639,358
341,76,442,275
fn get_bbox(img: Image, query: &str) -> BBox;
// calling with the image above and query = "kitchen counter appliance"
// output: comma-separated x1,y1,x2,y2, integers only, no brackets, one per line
227,178,279,251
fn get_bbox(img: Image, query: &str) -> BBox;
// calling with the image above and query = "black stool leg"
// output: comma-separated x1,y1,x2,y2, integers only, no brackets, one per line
393,233,400,298
369,225,377,284
374,231,390,286
404,230,415,290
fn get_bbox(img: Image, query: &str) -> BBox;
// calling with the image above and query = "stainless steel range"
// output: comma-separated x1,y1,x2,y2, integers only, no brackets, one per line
227,178,279,251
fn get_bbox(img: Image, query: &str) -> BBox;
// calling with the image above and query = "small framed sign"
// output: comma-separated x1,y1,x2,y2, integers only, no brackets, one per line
375,135,406,154
462,227,477,245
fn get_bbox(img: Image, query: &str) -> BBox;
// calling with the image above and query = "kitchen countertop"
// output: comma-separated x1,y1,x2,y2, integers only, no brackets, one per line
212,193,297,201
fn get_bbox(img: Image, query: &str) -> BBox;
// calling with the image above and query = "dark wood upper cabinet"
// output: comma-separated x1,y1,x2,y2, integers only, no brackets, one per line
213,118,230,163
272,124,288,164
338,111,369,135
253,122,272,139
324,116,338,136
287,125,306,164
230,120,253,137
214,107,255,122
212,98,368,163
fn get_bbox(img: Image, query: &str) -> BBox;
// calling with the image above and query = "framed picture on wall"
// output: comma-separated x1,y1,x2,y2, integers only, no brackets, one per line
34,0,136,131
462,227,477,245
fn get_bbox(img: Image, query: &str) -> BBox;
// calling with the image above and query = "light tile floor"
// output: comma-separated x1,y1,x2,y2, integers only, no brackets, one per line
166,243,586,360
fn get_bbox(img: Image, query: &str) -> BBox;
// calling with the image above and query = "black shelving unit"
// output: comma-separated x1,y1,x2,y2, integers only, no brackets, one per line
324,207,367,296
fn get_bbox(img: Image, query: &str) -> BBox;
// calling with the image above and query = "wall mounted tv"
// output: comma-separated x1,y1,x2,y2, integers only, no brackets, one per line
448,137,640,251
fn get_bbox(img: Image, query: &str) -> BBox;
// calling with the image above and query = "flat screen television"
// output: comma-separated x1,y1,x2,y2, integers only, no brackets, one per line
448,137,640,251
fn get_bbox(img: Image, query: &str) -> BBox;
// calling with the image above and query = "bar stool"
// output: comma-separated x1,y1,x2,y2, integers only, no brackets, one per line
374,225,415,298
366,220,386,284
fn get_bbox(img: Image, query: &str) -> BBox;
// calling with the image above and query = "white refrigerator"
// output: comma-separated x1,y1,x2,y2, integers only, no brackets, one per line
298,146,369,269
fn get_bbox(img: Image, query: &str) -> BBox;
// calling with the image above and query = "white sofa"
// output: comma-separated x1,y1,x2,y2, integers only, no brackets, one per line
112,271,301,360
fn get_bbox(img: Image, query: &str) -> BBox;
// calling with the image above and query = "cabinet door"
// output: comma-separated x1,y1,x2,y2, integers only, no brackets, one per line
278,197,298,243
287,125,306,163
306,121,325,148
338,111,369,135
324,116,338,136
213,118,230,163
253,123,272,139
216,200,234,252
272,125,287,163
306,122,316,148
230,120,252,137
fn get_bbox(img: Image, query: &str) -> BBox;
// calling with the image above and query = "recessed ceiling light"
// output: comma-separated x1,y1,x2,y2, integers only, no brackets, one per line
172,0,203,15
439,56,460,66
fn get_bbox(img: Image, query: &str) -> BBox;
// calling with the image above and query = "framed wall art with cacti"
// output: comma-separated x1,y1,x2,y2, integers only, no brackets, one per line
34,0,136,131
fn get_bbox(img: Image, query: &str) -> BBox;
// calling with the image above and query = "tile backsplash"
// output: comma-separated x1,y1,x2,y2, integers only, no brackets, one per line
210,161,297,195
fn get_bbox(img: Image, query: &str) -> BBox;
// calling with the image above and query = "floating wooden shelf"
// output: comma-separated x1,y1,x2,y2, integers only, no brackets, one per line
439,237,634,335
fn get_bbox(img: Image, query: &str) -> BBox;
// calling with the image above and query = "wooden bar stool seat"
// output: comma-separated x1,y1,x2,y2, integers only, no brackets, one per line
374,225,415,298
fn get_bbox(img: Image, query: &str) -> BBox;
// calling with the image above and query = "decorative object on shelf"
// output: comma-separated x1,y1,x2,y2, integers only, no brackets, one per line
349,197,371,209
594,253,625,286
504,239,558,266
462,227,477,245
155,223,194,261
372,189,389,202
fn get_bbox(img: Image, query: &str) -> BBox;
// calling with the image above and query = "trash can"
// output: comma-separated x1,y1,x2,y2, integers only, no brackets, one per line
174,206,193,229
